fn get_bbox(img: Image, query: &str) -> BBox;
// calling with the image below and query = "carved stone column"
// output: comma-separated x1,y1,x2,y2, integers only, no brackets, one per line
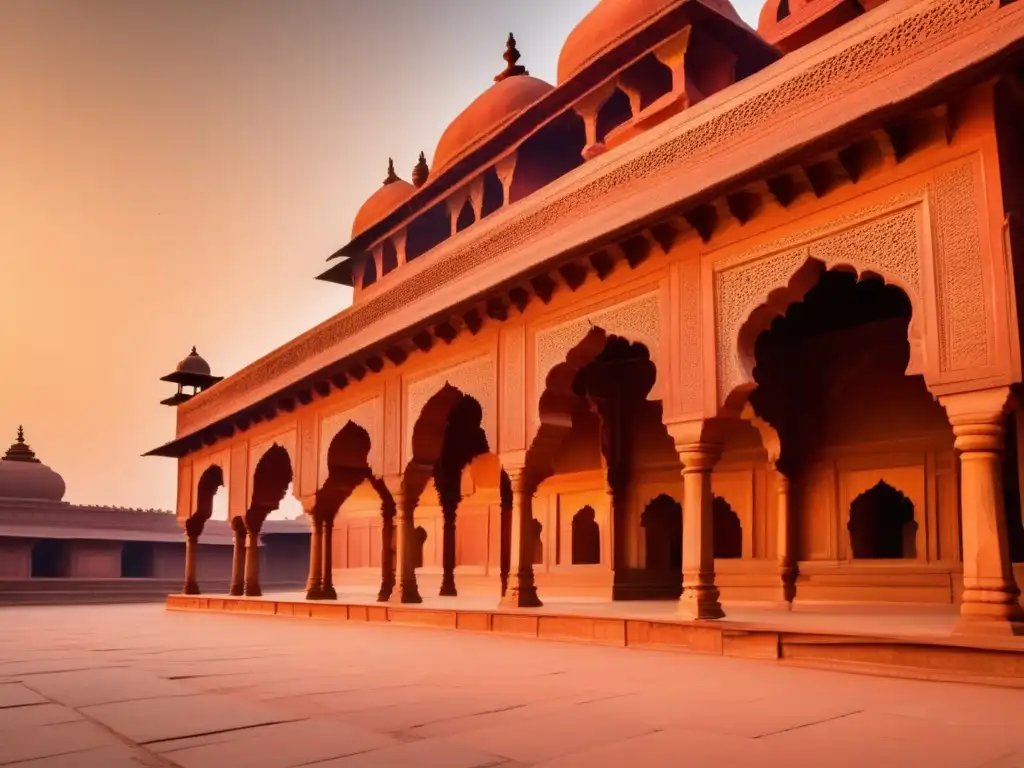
305,513,324,600
499,467,542,608
243,512,264,597
676,442,725,620
940,387,1024,635
182,515,204,595
440,504,458,597
387,480,422,604
377,507,395,602
774,467,797,607
229,520,246,597
321,513,338,600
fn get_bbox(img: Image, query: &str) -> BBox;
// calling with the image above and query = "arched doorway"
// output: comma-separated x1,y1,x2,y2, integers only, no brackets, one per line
741,268,951,597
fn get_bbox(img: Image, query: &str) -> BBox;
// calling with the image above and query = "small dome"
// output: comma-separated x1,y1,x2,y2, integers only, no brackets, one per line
176,347,211,376
0,427,66,502
433,35,553,175
351,159,416,239
433,75,553,174
557,0,749,85
757,0,865,52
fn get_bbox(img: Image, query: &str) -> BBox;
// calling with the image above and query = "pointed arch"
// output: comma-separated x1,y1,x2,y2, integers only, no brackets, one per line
193,464,224,522
249,444,292,518
721,253,926,415
848,480,918,559
712,496,743,559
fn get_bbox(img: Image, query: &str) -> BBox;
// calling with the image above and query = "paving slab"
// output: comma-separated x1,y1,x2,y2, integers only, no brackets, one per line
0,719,122,765
156,717,400,768
81,692,299,744
0,604,1022,768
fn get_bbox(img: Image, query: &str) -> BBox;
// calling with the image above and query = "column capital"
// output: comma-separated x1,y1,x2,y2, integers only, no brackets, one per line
184,514,206,540
502,465,538,496
939,387,1015,453
675,442,723,473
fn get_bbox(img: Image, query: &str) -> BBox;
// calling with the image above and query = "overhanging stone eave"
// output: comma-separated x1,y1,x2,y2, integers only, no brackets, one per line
156,3,1024,457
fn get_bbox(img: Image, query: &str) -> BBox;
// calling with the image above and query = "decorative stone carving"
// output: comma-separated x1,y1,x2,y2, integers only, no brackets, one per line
677,257,702,416
175,0,992,439
715,198,927,406
384,379,401,477
500,324,527,452
298,413,318,497
319,396,382,485
930,162,988,372
229,442,248,520
176,462,192,521
405,356,497,462
535,292,662,417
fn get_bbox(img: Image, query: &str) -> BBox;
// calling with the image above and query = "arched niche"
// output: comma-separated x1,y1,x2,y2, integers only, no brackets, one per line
413,526,428,569
640,494,682,572
571,506,601,565
712,496,743,559
848,481,918,559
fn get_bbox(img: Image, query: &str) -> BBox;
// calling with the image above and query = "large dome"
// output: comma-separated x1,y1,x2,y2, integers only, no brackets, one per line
0,427,66,502
557,0,749,85
351,159,416,239
432,74,553,175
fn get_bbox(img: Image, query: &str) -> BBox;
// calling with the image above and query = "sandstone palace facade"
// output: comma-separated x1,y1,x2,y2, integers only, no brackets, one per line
150,0,1024,635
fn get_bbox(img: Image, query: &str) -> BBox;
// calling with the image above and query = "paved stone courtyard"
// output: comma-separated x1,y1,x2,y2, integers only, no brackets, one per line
1,604,1023,767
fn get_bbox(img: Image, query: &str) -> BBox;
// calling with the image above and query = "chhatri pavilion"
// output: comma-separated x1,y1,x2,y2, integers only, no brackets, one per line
150,0,1024,637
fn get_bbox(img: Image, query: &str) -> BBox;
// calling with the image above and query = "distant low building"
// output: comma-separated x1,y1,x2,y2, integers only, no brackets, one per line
0,427,309,604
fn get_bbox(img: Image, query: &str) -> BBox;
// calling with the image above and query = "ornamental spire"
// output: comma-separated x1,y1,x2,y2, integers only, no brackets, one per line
411,152,429,188
494,33,528,83
383,158,399,186
3,426,40,463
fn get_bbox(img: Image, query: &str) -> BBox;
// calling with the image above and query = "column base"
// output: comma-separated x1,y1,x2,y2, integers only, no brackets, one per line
677,585,725,620
243,583,262,597
498,581,542,609
439,575,457,597
182,581,200,596
377,580,394,603
305,586,325,600
389,580,422,604
321,586,338,600
228,585,244,597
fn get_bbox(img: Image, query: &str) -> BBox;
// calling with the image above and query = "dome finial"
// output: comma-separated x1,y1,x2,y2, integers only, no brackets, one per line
4,426,40,463
16,425,24,444
190,346,197,355
383,158,399,186
411,151,430,188
495,33,528,83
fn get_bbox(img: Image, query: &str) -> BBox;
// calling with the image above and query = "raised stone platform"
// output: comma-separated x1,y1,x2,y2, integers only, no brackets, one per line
167,591,1024,689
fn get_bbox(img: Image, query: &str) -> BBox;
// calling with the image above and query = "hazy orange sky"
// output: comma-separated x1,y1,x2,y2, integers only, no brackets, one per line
0,0,762,517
